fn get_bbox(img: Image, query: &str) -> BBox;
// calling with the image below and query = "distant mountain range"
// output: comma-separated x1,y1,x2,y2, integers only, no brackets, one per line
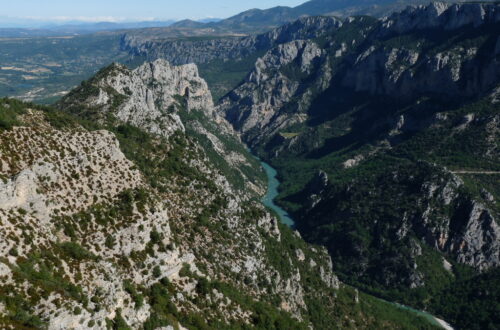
117,0,500,40
2,0,496,38
203,0,499,32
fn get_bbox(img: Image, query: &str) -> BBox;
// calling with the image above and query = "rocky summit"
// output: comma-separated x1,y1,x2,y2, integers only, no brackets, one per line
58,59,214,138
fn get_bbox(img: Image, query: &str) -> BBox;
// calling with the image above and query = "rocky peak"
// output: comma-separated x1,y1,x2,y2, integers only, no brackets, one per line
59,59,214,138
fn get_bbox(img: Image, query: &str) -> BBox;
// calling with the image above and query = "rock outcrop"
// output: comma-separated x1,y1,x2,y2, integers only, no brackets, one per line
59,59,213,138
342,33,499,99
378,1,500,36
340,2,500,99
218,39,331,146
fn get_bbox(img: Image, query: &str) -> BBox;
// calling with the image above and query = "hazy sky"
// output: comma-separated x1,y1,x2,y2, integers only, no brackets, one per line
1,0,307,22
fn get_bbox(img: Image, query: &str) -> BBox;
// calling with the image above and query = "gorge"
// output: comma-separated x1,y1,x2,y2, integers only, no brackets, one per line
0,1,498,329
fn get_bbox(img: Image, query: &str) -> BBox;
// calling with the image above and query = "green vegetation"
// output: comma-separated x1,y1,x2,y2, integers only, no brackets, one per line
261,223,440,329
178,106,266,193
123,280,144,309
145,268,308,330
57,242,98,261
0,98,28,130
0,267,46,329
0,34,132,103
198,52,265,102
55,188,151,240
109,309,131,330
430,268,500,330
113,124,208,191
0,249,89,326
266,118,499,326
342,288,440,329
0,291,45,329
390,99,500,171
142,278,179,330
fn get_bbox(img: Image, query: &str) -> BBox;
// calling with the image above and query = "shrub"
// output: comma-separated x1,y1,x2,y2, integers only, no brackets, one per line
152,266,162,279
123,280,144,309
8,247,18,257
105,235,116,249
58,242,97,261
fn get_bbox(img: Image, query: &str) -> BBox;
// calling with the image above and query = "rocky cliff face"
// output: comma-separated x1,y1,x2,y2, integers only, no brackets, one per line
216,15,376,148
340,2,500,100
219,39,331,146
219,3,500,143
378,1,500,36
341,42,499,99
59,59,213,139
301,161,499,286
121,17,342,65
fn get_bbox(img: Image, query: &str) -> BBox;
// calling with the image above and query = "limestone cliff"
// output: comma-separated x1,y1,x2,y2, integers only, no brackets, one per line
58,59,213,138
378,1,500,36
121,16,342,65
342,3,500,99
219,39,331,147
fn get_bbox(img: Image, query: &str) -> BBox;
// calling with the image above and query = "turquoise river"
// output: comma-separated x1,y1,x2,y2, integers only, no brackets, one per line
260,160,453,330
260,161,295,227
